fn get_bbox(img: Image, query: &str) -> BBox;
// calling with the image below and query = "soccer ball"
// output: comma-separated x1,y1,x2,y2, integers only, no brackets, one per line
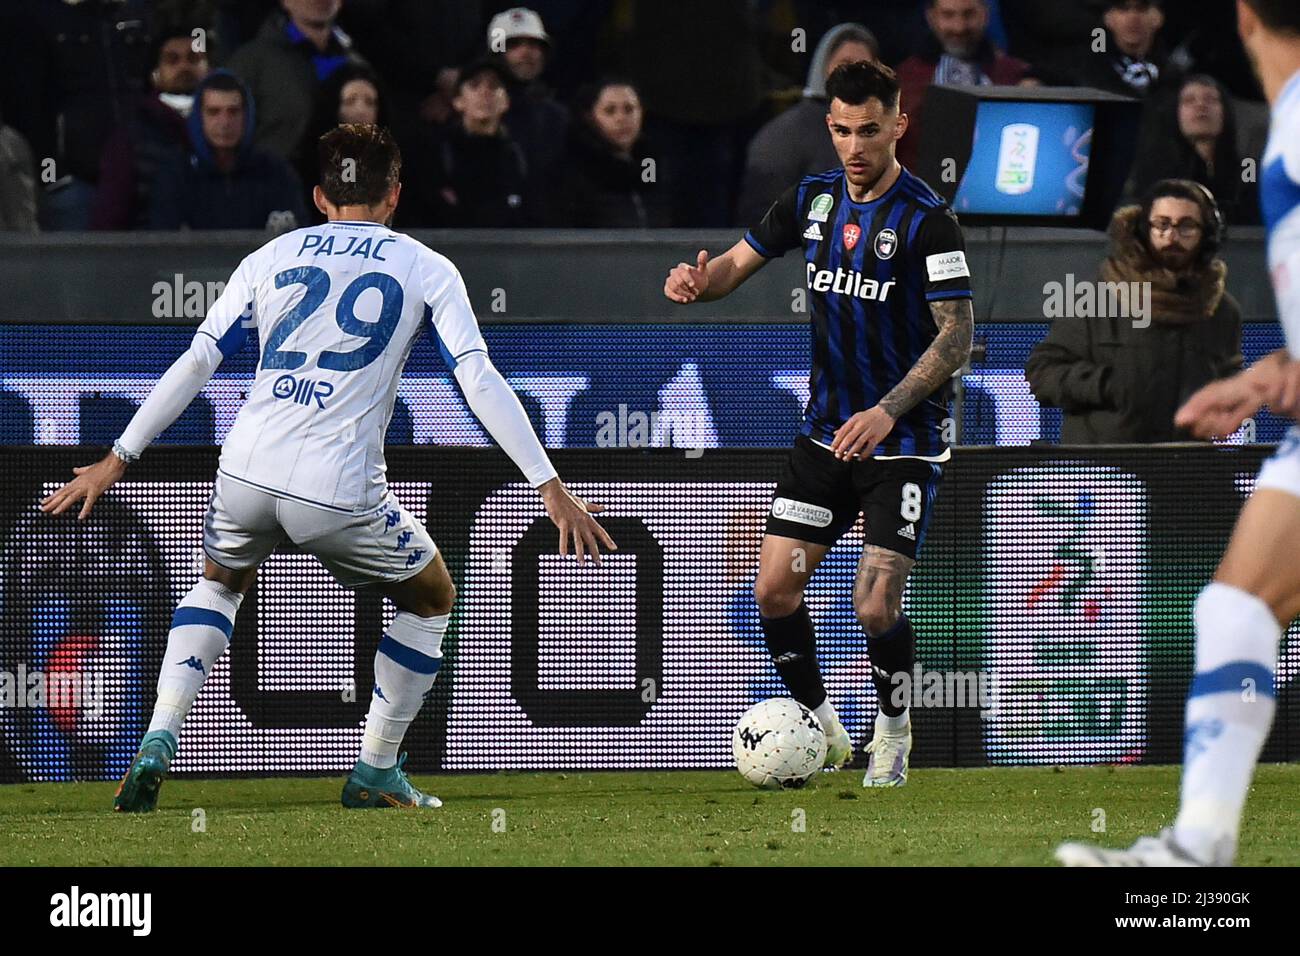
732,697,827,789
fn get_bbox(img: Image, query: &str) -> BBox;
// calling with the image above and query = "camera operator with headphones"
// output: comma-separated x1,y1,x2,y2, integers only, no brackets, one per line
1026,179,1244,443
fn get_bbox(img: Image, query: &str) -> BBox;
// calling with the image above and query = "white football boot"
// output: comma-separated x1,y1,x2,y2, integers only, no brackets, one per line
862,720,911,787
823,725,853,770
1055,828,1219,867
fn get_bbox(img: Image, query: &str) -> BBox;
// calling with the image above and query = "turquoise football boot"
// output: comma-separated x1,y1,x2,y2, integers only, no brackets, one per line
341,753,442,809
113,730,177,813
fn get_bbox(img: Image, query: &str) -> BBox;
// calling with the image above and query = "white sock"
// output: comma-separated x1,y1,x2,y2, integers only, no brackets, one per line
814,699,843,736
359,611,449,769
1173,583,1279,865
148,578,243,738
877,708,910,733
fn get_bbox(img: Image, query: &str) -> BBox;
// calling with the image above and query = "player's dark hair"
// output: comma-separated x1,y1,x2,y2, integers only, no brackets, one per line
1243,0,1300,34
1136,178,1225,263
317,123,401,207
825,60,900,112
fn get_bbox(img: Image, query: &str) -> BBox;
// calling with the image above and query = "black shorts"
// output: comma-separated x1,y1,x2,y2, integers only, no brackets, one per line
764,435,944,558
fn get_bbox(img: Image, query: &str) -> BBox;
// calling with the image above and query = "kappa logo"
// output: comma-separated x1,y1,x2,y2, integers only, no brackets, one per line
1184,717,1224,761
178,655,206,674
875,228,899,260
842,223,862,250
802,222,823,241
808,193,834,222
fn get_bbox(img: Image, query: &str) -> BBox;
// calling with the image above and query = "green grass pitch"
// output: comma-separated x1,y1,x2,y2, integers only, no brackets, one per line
2,765,1297,866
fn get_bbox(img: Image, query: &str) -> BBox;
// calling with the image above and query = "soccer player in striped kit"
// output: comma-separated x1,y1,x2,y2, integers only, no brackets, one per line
664,60,974,786
1058,0,1300,866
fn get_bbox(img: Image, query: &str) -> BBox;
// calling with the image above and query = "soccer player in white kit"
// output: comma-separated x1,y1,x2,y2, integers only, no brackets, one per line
40,124,615,811
1057,0,1300,865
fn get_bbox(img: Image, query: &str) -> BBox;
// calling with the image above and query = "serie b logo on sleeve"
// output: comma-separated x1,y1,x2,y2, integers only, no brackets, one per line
842,224,862,251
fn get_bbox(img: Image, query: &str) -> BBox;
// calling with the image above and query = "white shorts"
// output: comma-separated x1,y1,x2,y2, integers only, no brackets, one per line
202,470,438,589
1255,426,1300,499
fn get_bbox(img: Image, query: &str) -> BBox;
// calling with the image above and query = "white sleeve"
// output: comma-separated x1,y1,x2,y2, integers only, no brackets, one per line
422,251,557,487
117,258,257,456
454,352,559,487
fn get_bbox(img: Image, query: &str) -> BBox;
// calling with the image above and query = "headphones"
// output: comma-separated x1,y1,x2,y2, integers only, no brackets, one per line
1137,178,1225,260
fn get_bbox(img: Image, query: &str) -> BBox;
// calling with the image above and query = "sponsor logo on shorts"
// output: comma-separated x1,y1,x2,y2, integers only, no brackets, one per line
770,497,833,528
897,522,917,541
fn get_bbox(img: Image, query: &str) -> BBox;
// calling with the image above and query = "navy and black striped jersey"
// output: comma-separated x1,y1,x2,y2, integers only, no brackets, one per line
744,166,974,457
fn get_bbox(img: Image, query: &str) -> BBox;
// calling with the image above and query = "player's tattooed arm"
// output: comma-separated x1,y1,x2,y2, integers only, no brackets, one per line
877,297,974,420
829,297,973,459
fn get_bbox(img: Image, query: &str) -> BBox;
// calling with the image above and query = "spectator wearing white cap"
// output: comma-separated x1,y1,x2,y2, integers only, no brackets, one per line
488,7,570,192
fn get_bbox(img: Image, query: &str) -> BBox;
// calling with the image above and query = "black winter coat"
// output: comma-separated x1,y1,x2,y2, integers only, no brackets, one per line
1025,293,1244,444
550,124,670,228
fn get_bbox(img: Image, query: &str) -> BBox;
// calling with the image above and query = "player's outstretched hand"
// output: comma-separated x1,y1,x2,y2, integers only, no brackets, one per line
539,478,617,564
1175,371,1268,439
664,250,710,304
39,452,127,520
830,406,897,460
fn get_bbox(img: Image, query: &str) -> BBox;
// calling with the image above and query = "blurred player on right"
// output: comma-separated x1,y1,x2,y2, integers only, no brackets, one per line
1058,0,1300,866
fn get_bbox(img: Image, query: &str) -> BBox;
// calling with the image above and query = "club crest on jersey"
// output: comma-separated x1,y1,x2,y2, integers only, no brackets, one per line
875,228,898,259
842,224,862,250
808,193,834,223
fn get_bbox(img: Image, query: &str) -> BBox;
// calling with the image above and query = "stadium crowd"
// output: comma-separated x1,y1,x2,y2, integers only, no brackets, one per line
0,0,1269,232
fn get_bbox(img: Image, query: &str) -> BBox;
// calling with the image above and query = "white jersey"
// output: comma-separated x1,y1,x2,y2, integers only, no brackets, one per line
1264,69,1300,357
120,219,557,512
